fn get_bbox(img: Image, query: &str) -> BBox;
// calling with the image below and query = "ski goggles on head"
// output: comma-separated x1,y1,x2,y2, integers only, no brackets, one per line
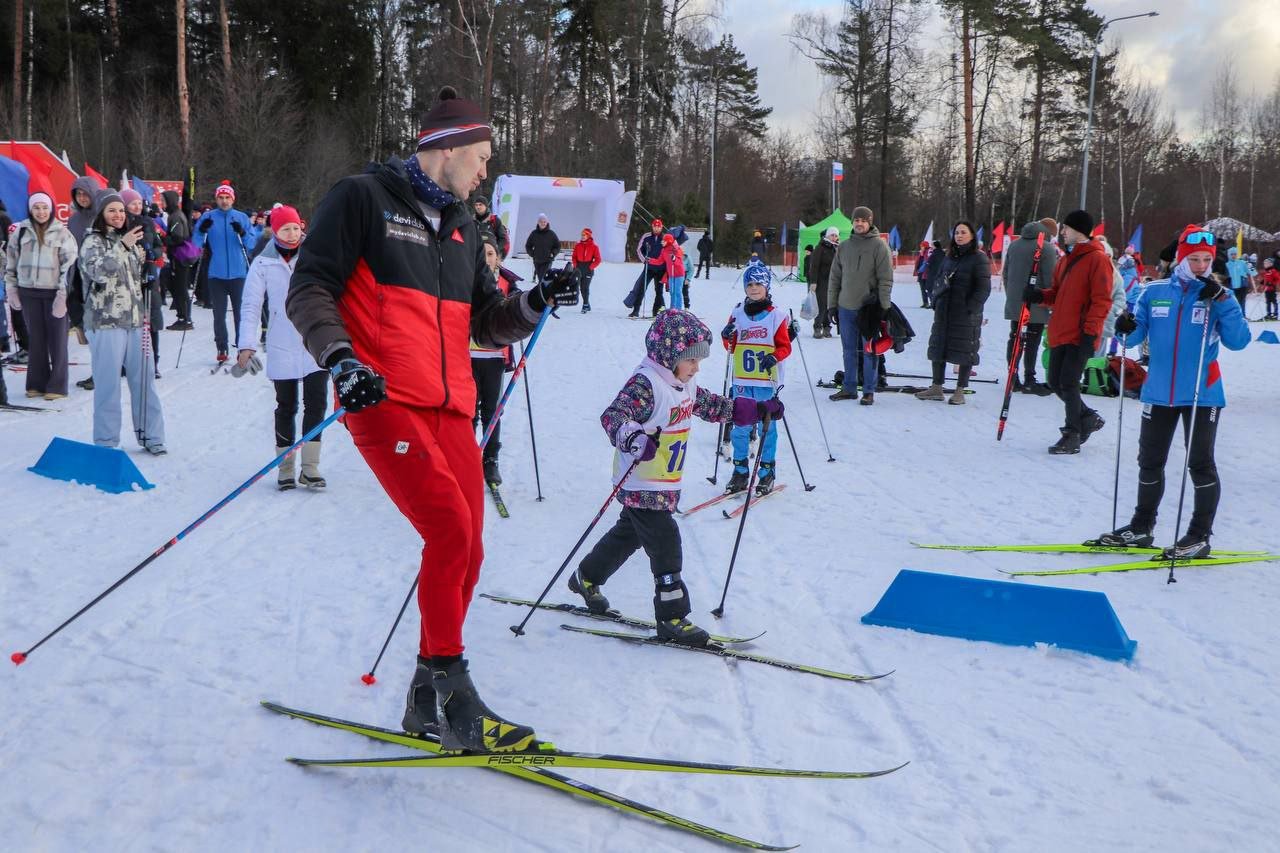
1184,230,1215,247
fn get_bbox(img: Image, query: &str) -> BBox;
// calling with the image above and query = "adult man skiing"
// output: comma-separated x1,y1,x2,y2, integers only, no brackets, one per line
287,86,575,753
1097,226,1251,558
193,181,255,363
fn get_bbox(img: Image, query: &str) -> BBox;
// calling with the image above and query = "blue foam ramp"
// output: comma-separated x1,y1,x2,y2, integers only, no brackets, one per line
28,437,155,494
1257,330,1278,345
861,569,1136,661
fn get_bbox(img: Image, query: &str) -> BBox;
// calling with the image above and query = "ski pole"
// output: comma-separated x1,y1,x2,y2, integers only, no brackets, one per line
480,307,552,450
788,309,835,462
510,446,654,637
707,355,732,484
1166,304,1213,585
138,284,153,445
779,414,815,491
519,341,545,501
176,256,200,369
360,573,418,685
712,413,772,618
1110,336,1128,531
997,303,1030,441
11,407,346,665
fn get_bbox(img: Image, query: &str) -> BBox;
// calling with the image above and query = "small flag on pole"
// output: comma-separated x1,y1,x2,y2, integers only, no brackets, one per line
922,220,934,246
84,163,109,189
832,161,843,183
1127,224,1143,254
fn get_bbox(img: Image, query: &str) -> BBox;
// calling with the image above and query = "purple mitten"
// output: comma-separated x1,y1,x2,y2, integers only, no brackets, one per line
732,396,759,427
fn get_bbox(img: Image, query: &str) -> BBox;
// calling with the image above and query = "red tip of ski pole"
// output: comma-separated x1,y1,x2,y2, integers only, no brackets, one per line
11,652,27,665
360,673,376,685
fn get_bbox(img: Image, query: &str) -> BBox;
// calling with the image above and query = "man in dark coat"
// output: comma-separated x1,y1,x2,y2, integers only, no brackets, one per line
695,231,714,279
523,213,560,283
809,227,839,338
472,195,509,258
1001,219,1057,395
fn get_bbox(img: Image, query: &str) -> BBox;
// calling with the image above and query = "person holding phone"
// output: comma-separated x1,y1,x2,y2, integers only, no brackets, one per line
78,190,166,453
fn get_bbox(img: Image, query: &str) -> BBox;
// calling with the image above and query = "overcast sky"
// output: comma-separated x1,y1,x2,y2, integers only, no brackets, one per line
720,0,1280,145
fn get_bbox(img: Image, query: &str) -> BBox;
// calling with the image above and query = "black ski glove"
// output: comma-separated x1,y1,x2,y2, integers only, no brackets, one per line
1197,276,1224,302
1023,284,1043,304
231,219,245,236
828,307,840,326
526,269,579,311
327,350,386,413
1115,311,1137,335
1079,334,1096,353
198,216,213,234
721,320,736,342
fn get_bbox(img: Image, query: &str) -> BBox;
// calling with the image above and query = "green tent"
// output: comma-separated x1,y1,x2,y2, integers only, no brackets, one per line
796,210,853,283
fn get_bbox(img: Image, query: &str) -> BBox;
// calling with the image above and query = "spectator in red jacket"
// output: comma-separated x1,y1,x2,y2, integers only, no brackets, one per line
660,233,688,310
571,227,602,313
1025,209,1115,455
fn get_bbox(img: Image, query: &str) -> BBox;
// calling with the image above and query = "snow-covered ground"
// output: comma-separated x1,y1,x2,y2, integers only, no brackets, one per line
2,259,1277,852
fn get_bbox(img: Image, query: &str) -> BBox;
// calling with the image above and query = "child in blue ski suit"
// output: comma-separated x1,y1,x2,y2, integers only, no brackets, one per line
720,261,791,496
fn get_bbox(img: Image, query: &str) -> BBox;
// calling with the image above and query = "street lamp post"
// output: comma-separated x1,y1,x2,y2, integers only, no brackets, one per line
1079,11,1159,210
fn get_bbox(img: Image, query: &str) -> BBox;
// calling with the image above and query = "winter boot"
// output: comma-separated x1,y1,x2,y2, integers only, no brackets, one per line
656,617,711,647
402,656,438,735
431,658,537,753
724,460,750,495
483,455,502,486
755,461,777,495
77,376,94,391
277,447,296,491
948,387,966,405
298,441,326,489
914,384,945,401
568,567,611,615
1161,532,1211,560
859,392,875,406
652,571,707,646
1048,428,1081,455
828,388,859,401
1097,523,1155,549
1079,411,1106,445
1022,377,1053,396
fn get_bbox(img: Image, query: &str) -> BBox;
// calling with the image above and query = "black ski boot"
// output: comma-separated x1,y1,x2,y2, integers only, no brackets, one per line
755,461,776,495
1097,524,1155,548
724,461,749,495
1048,429,1081,455
402,656,438,735
567,567,610,614
1079,411,1106,444
483,456,502,486
1161,532,1211,560
656,617,711,647
431,658,537,753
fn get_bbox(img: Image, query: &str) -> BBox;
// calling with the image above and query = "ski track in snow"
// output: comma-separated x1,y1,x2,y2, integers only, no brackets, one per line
3,260,1279,852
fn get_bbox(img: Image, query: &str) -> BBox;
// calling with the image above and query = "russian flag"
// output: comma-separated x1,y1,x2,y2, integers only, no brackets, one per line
832,161,843,183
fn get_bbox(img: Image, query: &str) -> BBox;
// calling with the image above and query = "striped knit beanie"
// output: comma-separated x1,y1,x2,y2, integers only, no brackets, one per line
416,87,492,151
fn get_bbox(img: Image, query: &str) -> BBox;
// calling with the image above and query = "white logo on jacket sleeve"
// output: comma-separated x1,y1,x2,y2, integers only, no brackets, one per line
395,441,409,454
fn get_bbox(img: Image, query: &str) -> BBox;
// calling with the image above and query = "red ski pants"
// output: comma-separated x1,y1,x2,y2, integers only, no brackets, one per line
345,401,485,657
